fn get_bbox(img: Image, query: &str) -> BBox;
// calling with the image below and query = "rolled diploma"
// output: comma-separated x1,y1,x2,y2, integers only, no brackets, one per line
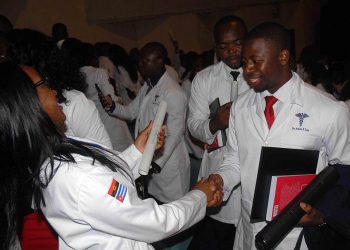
138,100,167,175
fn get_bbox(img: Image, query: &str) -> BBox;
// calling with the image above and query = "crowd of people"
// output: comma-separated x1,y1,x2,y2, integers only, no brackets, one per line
1,12,350,250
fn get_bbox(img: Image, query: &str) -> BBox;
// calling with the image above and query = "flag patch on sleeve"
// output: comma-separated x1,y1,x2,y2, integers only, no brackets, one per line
108,178,127,203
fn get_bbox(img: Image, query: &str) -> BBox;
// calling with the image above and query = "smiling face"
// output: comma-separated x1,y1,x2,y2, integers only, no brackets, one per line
215,21,246,69
242,37,290,93
21,66,67,134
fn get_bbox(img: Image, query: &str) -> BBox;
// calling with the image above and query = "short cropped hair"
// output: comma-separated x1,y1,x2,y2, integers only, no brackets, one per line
213,15,247,40
141,42,168,61
245,22,291,52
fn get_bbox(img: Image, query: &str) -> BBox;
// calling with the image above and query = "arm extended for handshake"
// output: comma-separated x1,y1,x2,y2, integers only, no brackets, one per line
193,175,224,207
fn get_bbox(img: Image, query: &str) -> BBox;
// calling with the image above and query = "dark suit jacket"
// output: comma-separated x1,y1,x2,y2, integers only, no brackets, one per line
304,164,350,250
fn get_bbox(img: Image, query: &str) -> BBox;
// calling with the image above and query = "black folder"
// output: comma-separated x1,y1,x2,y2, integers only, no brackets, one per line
250,147,319,223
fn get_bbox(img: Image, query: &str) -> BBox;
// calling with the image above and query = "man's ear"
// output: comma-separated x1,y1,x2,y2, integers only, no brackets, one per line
279,49,290,66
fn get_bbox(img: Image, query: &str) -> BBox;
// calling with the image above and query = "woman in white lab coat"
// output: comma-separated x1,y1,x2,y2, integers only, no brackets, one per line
0,62,220,250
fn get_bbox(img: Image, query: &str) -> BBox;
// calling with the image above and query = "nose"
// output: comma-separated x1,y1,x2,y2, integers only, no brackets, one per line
227,43,239,55
243,60,254,74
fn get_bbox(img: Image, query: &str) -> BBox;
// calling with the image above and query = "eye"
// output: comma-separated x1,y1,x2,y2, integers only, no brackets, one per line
234,40,243,46
218,44,227,50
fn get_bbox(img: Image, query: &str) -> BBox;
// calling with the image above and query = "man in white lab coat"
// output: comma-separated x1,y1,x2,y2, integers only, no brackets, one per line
209,22,350,249
188,16,249,249
103,42,190,204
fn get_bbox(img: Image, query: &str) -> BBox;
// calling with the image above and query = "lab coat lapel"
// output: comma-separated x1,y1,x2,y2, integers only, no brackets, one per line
268,102,290,134
250,94,269,141
135,87,152,137
267,76,304,136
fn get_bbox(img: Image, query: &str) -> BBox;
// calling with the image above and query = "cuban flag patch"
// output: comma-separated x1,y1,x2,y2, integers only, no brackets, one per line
108,178,127,203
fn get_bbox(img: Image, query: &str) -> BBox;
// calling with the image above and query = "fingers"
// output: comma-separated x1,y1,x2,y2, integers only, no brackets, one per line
193,177,224,208
208,174,224,191
222,101,233,109
298,202,324,226
156,124,166,150
300,202,312,214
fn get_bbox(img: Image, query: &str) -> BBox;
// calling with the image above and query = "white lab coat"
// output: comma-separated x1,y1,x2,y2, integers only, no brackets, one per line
40,139,206,250
62,89,112,148
114,66,136,105
217,73,350,250
187,61,249,224
81,66,133,152
182,78,204,159
109,71,190,203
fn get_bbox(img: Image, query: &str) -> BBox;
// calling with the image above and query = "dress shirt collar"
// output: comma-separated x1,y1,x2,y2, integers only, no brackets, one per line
222,62,242,81
146,69,166,88
260,72,296,104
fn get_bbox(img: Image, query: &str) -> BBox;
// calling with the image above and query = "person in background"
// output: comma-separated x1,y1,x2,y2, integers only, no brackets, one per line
0,14,12,63
187,15,249,250
64,39,133,151
51,22,68,49
7,28,112,148
102,41,190,205
210,21,350,250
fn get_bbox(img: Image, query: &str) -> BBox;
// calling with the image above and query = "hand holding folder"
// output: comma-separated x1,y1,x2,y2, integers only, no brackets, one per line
255,165,339,250
206,98,231,152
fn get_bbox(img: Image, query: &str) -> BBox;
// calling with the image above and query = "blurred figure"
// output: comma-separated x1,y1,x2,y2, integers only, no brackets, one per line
51,22,68,49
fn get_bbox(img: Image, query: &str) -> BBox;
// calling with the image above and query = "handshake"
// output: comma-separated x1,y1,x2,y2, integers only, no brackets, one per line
193,174,224,207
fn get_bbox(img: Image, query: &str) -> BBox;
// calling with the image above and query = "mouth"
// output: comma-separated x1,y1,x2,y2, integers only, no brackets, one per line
228,57,240,64
246,75,262,88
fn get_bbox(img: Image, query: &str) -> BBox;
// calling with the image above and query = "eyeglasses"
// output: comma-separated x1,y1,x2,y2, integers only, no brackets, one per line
34,77,50,88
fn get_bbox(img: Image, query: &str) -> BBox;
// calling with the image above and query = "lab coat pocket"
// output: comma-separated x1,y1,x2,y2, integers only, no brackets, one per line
281,133,322,150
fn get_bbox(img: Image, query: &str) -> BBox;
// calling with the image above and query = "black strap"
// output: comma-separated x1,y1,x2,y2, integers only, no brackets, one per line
294,229,304,250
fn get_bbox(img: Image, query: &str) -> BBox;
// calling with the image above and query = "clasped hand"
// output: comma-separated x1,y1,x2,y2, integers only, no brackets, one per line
193,174,224,207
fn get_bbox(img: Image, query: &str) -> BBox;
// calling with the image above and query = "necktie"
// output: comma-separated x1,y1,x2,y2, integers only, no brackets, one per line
145,79,153,95
264,96,278,129
230,71,240,101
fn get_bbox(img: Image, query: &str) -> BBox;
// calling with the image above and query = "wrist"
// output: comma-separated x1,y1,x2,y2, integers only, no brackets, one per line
105,101,116,113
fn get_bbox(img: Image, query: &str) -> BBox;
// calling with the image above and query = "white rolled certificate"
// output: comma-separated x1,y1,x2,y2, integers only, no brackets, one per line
138,100,167,175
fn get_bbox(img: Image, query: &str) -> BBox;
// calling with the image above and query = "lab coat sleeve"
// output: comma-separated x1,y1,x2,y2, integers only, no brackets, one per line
95,68,120,103
78,171,207,243
64,91,113,149
324,103,350,164
187,73,216,144
154,89,188,168
117,144,142,180
215,103,241,201
108,88,144,121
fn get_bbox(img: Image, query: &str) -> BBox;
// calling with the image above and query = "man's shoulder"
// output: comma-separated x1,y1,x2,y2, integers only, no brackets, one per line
302,81,344,110
196,62,223,78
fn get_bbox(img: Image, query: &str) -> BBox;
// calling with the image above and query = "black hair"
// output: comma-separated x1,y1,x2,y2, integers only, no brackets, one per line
0,15,13,34
45,46,87,101
0,61,58,249
109,43,138,82
7,30,86,103
246,22,291,52
141,42,168,62
0,61,132,249
51,22,68,42
6,28,54,72
213,15,247,42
